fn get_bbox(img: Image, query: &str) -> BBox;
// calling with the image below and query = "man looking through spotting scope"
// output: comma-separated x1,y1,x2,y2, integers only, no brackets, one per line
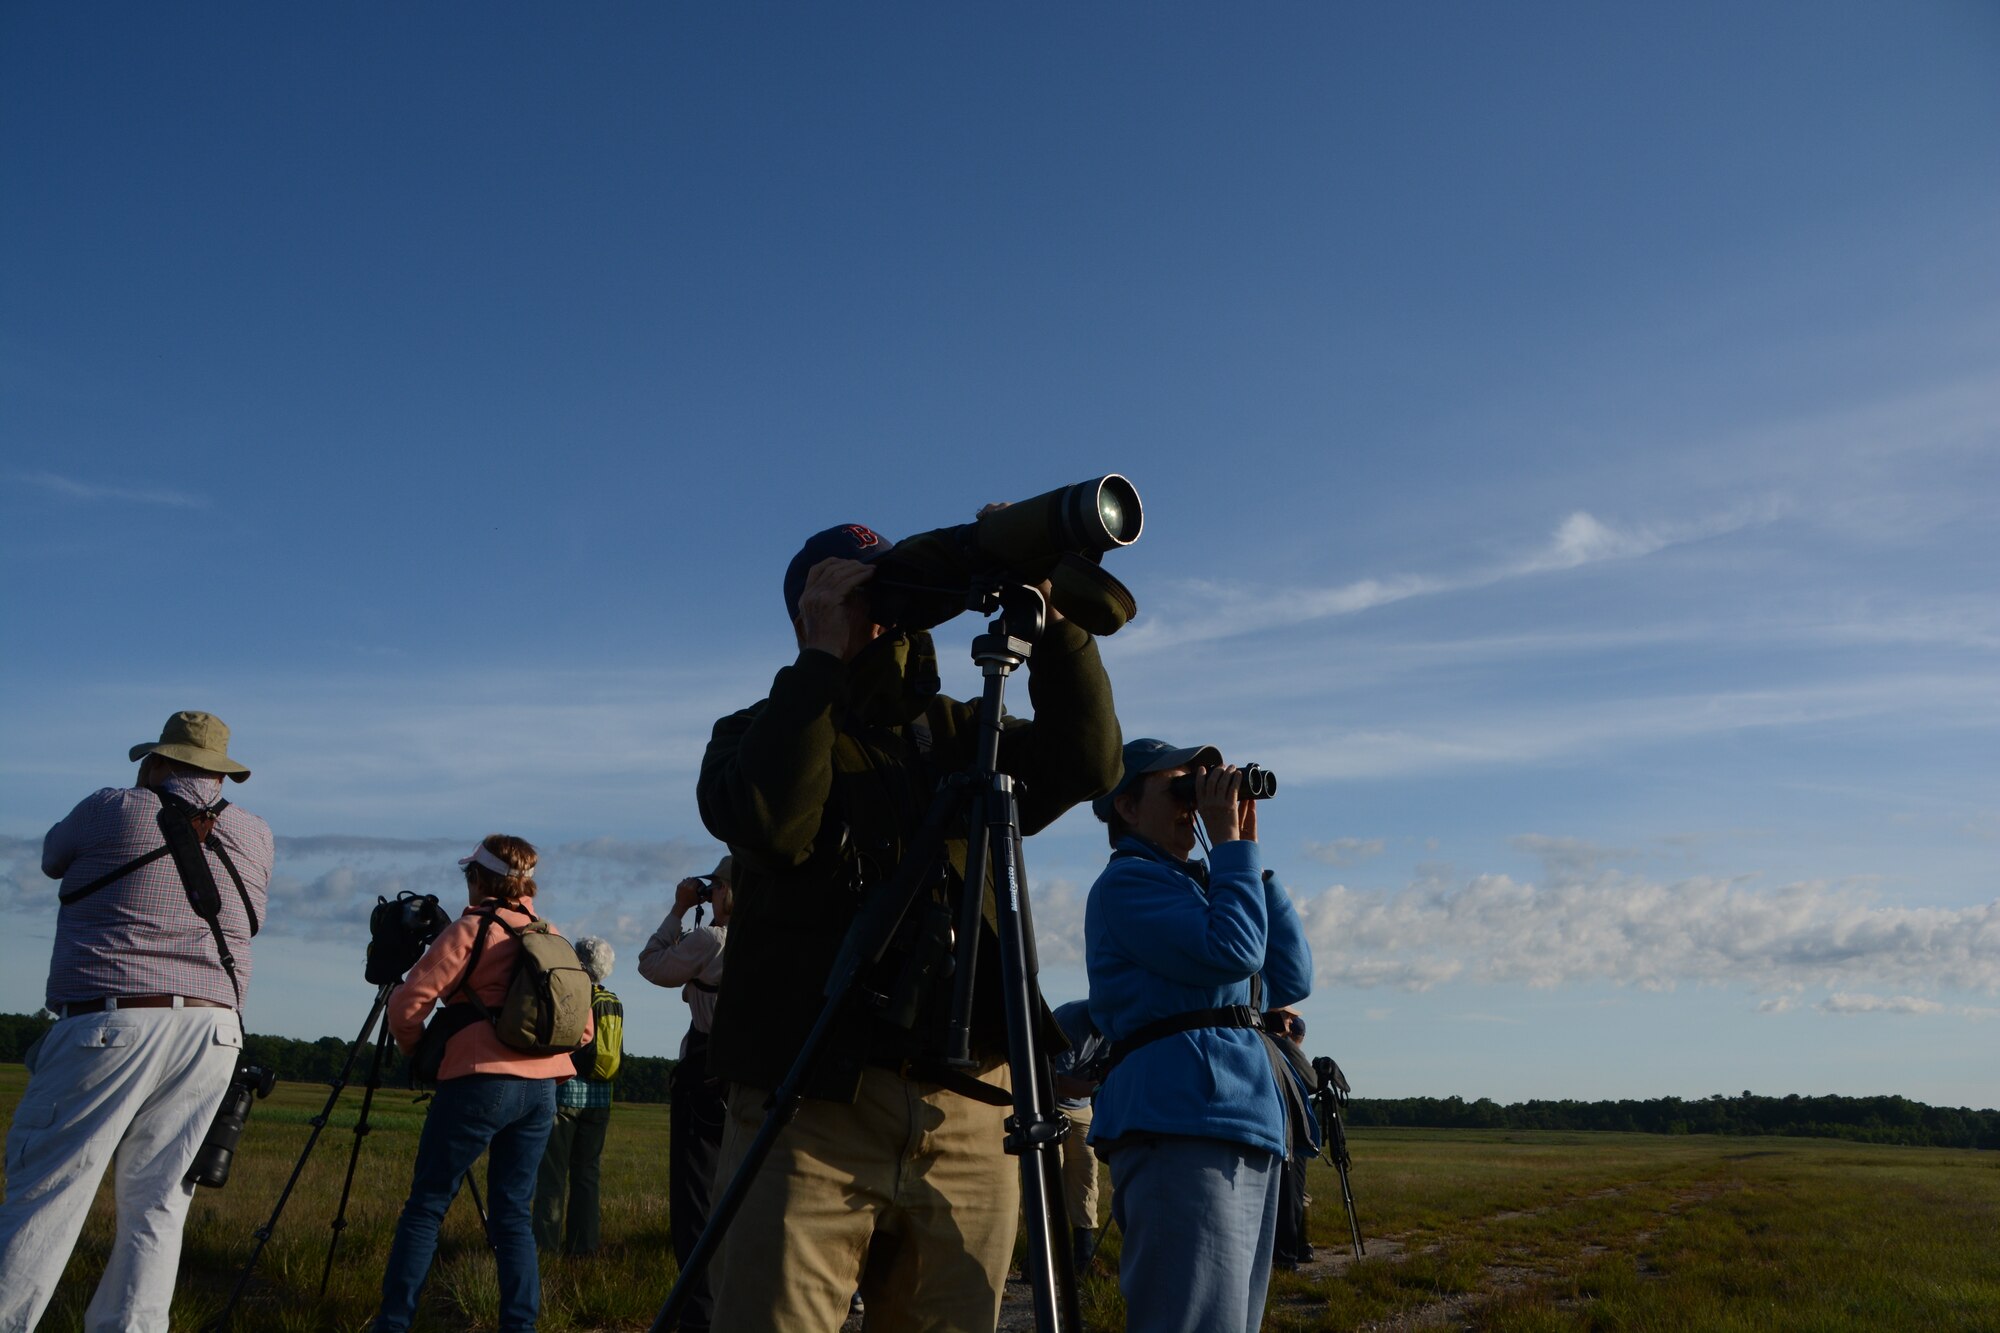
638,853,735,1333
0,711,273,1333
692,517,1121,1333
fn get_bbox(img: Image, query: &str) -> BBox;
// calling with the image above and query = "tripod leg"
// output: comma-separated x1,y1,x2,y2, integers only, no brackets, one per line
318,1006,397,1297
207,984,393,1332
462,1168,495,1248
1337,1157,1364,1258
987,793,1084,1332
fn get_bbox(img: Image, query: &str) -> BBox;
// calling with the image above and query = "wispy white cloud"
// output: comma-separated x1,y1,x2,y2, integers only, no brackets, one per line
1110,505,1776,654
1511,835,1632,879
1757,995,1798,1014
11,472,206,508
1816,993,1946,1016
1240,673,2000,782
1303,838,1385,868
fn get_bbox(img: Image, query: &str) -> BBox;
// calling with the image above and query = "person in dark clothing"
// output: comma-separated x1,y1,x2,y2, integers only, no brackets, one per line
696,519,1121,1333
638,855,733,1333
1266,1008,1316,1269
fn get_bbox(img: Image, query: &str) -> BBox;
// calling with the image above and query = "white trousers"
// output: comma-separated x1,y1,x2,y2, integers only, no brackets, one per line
0,1006,241,1333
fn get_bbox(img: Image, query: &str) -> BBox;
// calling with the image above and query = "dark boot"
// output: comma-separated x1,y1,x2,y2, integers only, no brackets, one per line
1072,1226,1097,1272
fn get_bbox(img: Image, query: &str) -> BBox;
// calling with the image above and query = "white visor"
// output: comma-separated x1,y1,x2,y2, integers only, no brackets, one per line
459,843,528,878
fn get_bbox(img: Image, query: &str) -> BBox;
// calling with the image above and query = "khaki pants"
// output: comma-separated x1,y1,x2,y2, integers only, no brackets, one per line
709,1062,1017,1333
1058,1104,1099,1230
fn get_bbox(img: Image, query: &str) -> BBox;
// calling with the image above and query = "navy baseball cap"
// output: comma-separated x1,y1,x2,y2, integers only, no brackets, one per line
1091,737,1224,822
783,524,893,621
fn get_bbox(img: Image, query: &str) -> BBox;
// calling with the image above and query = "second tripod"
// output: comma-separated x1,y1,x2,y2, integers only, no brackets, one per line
208,980,493,1330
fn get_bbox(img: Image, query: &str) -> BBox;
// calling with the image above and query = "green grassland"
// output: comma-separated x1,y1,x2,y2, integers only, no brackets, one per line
5,1066,1997,1331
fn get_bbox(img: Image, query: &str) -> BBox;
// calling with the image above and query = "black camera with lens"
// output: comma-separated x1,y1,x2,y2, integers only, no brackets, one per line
187,1059,278,1188
1167,763,1278,803
365,890,453,986
863,475,1145,636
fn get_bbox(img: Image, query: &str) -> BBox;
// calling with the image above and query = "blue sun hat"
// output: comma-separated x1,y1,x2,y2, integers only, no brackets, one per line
1091,736,1223,822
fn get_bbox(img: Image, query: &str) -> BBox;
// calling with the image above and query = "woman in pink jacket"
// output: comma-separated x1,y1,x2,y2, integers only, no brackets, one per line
373,834,592,1333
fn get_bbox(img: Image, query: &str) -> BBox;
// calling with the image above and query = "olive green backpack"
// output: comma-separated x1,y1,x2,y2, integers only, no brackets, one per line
460,908,594,1054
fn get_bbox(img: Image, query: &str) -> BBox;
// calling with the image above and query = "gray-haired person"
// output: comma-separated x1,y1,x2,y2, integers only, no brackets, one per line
534,935,624,1254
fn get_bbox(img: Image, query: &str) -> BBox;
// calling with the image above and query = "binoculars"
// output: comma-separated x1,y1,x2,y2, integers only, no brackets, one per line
1167,763,1278,803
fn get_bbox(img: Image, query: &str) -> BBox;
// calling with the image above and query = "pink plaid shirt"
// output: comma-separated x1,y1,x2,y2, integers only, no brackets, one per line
42,776,274,1011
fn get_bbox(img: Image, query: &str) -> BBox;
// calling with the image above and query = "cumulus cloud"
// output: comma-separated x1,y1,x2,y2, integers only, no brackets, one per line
1298,864,2000,998
1023,877,1091,967
1757,995,1798,1014
1304,838,1386,868
0,833,724,951
1817,993,1946,1015
278,835,461,858
0,837,47,912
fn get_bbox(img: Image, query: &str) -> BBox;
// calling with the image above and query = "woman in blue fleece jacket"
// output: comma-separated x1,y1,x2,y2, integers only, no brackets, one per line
1084,737,1313,1333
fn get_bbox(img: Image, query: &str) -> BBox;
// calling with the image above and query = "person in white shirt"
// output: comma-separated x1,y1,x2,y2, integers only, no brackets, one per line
638,853,732,1333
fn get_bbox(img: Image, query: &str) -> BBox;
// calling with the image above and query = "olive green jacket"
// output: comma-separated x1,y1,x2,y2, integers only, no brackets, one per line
698,620,1120,1101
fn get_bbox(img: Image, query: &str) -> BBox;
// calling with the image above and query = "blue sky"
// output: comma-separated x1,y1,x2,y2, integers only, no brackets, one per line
3,3,1996,1108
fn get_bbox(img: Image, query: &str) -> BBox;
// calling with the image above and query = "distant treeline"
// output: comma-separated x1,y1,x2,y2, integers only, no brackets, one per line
4,1013,1993,1148
1344,1093,2000,1149
0,1011,681,1106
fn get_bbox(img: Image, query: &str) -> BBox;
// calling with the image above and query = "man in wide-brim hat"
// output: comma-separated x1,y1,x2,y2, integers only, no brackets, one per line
0,711,274,1332
128,708,253,781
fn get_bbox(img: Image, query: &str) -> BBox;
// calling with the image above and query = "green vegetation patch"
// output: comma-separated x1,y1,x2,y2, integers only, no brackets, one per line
4,1069,1996,1331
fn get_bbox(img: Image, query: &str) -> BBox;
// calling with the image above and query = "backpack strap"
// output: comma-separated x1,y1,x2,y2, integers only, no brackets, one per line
451,906,506,1021
451,901,543,1020
1094,1002,1267,1080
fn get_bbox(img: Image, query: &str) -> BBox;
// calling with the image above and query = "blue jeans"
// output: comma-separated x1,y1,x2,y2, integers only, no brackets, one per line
1108,1135,1280,1333
375,1074,558,1333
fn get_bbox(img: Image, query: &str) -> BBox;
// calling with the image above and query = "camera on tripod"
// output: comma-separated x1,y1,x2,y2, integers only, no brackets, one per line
187,1060,278,1189
366,889,453,986
1167,763,1278,803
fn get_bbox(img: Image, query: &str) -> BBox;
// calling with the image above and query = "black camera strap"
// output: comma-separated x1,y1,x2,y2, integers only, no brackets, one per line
156,791,245,1007
58,789,257,1007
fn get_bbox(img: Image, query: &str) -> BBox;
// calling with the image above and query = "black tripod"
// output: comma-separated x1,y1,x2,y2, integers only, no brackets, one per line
650,583,1084,1333
1311,1055,1365,1259
209,984,492,1329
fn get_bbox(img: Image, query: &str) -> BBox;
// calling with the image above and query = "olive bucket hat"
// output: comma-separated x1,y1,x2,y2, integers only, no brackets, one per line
129,710,251,782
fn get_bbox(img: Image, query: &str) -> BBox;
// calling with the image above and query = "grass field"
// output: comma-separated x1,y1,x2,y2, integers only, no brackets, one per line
5,1065,1998,1331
